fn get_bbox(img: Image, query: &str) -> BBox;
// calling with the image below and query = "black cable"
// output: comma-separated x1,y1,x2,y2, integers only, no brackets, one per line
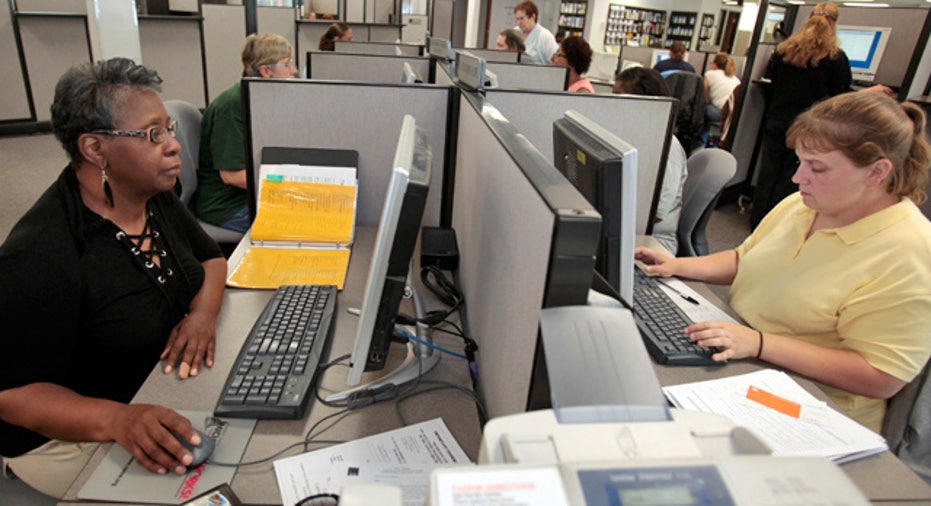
394,380,488,427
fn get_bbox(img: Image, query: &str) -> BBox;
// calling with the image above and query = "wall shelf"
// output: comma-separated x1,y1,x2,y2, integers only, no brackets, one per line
557,0,587,39
603,4,665,49
665,10,696,50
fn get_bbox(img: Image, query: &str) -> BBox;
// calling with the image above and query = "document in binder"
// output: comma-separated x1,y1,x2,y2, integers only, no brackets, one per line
227,148,358,290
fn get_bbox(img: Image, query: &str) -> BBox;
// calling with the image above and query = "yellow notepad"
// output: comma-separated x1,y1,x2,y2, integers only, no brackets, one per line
227,163,357,290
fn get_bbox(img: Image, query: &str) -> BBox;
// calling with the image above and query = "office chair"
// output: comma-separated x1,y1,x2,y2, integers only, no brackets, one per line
163,99,245,245
883,362,931,485
676,148,737,257
664,71,705,153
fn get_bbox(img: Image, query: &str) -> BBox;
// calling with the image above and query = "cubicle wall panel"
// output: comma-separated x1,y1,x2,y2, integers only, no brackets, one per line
454,47,520,63
307,52,432,83
17,16,90,122
298,21,330,55
452,94,556,419
335,41,422,55
139,19,206,108
483,89,676,234
202,4,246,103
244,80,449,228
435,61,456,86
368,25,403,42
257,6,295,49
0,5,31,121
484,62,568,91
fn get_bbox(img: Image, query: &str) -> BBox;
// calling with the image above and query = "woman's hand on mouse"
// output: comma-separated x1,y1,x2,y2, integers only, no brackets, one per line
110,404,198,475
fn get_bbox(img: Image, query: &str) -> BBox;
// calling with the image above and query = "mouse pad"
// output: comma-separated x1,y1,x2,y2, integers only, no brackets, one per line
78,410,256,504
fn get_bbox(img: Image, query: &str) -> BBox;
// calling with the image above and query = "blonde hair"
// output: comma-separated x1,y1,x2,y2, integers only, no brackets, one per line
776,3,840,68
787,92,931,203
712,53,736,77
241,33,293,77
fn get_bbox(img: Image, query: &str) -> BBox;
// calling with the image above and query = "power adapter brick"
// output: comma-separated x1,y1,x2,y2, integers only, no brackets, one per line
420,227,459,270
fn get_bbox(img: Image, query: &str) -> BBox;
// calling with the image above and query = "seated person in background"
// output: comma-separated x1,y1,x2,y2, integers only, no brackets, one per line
614,67,688,254
496,27,526,54
318,22,352,51
551,35,594,93
513,0,558,64
654,41,696,74
0,58,227,498
636,92,931,433
703,52,741,132
196,33,296,233
554,29,567,45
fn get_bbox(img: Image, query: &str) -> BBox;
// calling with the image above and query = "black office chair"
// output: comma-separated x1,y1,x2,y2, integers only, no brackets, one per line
664,71,705,153
676,148,737,257
163,99,245,245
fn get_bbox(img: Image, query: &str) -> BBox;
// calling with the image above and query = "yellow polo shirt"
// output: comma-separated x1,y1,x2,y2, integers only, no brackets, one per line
730,193,931,432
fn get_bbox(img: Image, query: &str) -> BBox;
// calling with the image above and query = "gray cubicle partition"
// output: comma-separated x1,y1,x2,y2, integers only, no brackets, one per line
452,47,520,63
452,91,601,419
242,79,452,228
334,40,423,56
434,60,457,87
306,51,435,83
484,61,569,91
483,89,677,234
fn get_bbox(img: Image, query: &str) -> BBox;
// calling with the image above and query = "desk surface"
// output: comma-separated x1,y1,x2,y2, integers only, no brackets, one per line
60,228,482,505
634,237,931,504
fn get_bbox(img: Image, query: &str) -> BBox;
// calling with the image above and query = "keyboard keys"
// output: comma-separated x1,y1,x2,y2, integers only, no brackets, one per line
632,270,723,366
214,284,337,419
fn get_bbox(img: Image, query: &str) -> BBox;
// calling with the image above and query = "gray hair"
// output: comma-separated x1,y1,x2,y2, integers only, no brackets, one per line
50,57,162,165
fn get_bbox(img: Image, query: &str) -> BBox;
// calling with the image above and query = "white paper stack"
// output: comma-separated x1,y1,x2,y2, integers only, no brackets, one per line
663,369,888,463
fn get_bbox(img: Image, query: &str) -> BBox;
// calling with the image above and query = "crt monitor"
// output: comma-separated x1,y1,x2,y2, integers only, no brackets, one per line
327,114,432,401
652,49,670,66
836,25,891,82
553,110,638,304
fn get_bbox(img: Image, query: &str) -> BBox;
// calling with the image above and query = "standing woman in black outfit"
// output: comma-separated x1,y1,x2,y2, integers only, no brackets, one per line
750,2,890,228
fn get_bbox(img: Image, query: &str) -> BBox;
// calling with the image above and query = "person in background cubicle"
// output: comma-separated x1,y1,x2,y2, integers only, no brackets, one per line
496,28,526,54
513,0,558,65
702,52,740,144
636,91,931,434
0,58,227,498
554,29,567,45
196,33,296,233
653,41,696,75
551,36,594,93
319,22,353,51
613,67,688,254
750,2,892,229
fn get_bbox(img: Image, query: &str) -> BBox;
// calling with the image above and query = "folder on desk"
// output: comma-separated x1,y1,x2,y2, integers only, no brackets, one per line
227,147,359,290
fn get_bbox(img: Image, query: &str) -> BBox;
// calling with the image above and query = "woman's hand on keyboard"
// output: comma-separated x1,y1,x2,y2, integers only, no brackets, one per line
685,321,761,362
634,246,678,277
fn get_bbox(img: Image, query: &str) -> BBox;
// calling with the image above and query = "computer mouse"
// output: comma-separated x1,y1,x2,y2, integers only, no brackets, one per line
173,428,215,469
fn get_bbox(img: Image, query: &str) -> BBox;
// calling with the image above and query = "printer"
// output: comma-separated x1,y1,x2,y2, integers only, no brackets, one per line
349,306,870,505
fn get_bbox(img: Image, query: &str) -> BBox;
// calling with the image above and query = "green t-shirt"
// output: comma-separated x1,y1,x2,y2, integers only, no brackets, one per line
195,81,248,226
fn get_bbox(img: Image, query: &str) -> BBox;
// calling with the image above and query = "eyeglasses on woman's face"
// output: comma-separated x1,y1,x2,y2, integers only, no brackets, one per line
91,119,177,144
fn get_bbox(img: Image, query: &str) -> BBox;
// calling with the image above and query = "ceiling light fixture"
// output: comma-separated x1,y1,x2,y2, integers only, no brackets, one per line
843,1,888,5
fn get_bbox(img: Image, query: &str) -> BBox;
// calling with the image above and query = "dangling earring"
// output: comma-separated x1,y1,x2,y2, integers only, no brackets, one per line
101,162,114,208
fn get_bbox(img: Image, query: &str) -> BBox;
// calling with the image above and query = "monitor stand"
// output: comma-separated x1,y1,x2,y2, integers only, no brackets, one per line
324,282,441,403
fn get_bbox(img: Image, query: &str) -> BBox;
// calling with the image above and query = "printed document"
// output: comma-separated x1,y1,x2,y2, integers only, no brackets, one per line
274,418,471,506
663,369,888,463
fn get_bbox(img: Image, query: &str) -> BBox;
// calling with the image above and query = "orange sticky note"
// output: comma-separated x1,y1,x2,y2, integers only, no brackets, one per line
746,385,801,418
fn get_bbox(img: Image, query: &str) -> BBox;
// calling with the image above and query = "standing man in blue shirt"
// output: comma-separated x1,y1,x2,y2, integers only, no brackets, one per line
514,1,558,65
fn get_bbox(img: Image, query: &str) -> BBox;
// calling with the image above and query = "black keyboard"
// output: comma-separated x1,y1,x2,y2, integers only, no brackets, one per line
631,269,723,366
214,284,337,419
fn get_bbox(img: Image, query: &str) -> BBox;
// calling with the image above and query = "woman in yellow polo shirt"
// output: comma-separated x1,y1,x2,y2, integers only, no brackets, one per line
636,91,931,432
